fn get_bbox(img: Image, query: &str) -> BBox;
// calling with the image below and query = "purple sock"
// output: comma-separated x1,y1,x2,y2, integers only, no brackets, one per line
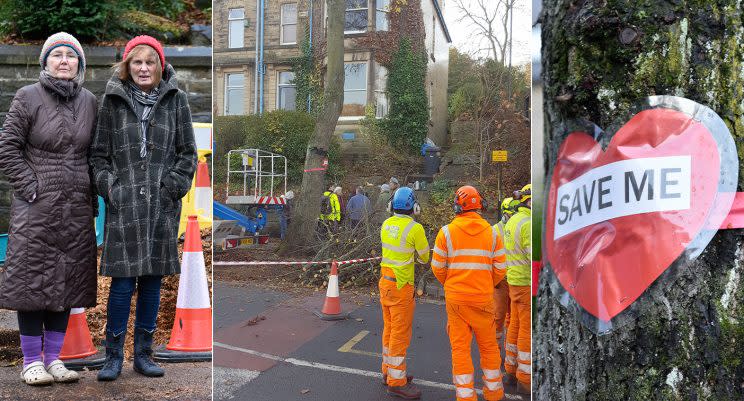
20,335,42,368
43,330,66,366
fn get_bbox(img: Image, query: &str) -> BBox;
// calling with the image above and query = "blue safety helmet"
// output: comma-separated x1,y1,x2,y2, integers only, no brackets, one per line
392,187,416,211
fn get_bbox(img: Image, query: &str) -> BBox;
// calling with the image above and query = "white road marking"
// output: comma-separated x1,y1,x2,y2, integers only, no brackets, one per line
214,341,526,399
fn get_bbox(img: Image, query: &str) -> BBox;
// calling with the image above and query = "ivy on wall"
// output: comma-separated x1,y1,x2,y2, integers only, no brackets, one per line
358,0,429,154
382,38,429,152
292,0,430,154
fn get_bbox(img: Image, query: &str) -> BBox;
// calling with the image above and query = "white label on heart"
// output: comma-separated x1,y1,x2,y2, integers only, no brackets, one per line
554,155,691,239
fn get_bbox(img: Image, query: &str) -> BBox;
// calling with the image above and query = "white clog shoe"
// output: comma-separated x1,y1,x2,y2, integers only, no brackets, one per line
20,361,54,385
45,359,79,383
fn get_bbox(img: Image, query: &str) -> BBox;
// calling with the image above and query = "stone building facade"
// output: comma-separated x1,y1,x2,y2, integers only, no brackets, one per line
213,0,451,151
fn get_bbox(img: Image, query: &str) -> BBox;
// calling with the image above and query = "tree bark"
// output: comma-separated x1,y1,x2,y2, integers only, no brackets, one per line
537,1,744,400
279,0,344,256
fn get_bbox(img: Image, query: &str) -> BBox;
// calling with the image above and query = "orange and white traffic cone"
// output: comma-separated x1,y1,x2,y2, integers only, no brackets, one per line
59,308,105,370
314,261,348,320
153,216,212,362
194,160,212,221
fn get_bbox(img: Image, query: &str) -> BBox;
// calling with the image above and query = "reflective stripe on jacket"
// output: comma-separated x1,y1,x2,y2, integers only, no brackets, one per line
504,207,531,286
431,212,506,304
380,214,430,288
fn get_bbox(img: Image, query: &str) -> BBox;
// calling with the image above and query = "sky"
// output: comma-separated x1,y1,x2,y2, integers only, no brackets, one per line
442,0,533,66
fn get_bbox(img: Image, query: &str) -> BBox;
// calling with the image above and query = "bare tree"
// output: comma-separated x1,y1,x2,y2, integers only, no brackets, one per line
279,0,345,255
452,0,516,65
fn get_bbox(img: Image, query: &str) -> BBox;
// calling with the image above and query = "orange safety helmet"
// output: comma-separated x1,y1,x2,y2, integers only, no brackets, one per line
454,185,485,213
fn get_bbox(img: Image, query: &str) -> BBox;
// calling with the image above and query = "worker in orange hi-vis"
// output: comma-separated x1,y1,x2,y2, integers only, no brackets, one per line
431,186,507,401
380,187,430,399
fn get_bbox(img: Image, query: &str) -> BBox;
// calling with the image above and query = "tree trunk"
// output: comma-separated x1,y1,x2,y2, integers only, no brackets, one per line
536,1,744,400
279,0,344,255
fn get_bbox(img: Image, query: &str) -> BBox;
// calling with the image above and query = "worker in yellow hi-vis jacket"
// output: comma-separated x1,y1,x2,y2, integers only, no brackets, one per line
379,187,429,400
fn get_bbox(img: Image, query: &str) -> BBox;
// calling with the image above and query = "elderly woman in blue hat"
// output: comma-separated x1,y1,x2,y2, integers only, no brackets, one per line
0,32,98,385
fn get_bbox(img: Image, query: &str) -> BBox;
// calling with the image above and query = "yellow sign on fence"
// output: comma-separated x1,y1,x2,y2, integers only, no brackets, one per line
492,150,508,162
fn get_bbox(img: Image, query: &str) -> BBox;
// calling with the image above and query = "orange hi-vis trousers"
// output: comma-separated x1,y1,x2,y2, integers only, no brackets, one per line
493,280,510,341
504,285,531,386
380,271,415,387
446,301,504,401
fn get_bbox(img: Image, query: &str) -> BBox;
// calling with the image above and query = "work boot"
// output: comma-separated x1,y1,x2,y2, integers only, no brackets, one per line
381,374,414,386
97,331,125,381
387,382,422,399
133,327,165,377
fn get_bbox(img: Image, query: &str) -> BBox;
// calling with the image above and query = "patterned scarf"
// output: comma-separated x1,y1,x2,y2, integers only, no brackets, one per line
39,70,81,100
127,81,160,158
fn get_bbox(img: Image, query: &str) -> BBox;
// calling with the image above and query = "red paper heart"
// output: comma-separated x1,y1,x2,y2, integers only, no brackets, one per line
545,108,723,321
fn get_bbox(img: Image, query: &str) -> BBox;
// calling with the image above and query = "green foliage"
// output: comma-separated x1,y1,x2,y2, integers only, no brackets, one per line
0,0,122,41
290,33,324,115
214,111,342,185
135,0,185,20
429,178,455,204
447,48,531,120
0,0,188,41
120,10,187,39
359,104,384,142
382,38,429,153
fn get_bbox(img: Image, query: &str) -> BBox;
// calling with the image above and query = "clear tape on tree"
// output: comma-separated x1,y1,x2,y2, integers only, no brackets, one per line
541,96,738,334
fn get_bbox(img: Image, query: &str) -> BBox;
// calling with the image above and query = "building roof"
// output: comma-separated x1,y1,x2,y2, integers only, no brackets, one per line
432,0,452,43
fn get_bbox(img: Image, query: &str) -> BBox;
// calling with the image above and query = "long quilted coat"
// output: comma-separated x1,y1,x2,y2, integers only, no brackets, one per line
90,65,196,277
0,82,98,311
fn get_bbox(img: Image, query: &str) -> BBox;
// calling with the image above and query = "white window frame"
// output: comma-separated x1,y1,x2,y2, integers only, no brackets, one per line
428,82,433,119
374,62,388,118
228,8,245,49
224,72,245,115
280,3,298,45
344,0,369,34
276,71,297,110
376,0,390,31
341,61,368,119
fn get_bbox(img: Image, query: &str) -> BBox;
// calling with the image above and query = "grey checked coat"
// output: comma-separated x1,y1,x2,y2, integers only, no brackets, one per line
90,65,197,277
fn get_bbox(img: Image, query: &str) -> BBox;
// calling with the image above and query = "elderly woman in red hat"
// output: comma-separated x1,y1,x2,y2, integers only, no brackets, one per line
90,35,197,381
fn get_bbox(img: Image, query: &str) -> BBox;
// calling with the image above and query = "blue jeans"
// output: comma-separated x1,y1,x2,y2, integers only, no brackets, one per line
106,276,163,335
279,207,288,240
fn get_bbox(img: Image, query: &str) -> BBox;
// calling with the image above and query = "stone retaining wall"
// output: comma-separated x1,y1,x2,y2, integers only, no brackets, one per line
0,45,212,123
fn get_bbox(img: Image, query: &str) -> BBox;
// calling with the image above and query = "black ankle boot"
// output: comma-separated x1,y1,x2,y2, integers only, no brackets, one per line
133,327,164,377
97,331,125,381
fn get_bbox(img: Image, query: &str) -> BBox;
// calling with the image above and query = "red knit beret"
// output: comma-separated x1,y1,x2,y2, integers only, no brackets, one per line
123,35,165,71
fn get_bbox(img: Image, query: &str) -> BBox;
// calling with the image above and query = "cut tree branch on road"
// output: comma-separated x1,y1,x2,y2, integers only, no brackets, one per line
278,0,345,256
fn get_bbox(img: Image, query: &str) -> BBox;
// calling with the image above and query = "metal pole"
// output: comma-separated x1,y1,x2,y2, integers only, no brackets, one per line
254,2,259,114
498,163,502,202
259,0,265,114
226,151,231,200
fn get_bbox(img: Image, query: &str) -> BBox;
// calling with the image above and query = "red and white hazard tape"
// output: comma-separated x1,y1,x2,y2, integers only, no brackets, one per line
303,167,327,173
213,256,381,267
337,257,382,265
